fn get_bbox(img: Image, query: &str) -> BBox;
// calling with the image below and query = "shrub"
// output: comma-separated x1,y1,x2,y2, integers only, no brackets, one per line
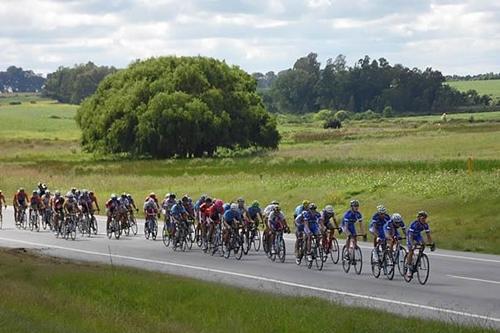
382,106,393,118
314,109,336,122
334,110,351,121
323,118,342,129
9,101,21,105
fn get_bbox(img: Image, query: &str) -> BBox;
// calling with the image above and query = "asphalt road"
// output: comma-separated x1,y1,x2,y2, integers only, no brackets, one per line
0,208,499,329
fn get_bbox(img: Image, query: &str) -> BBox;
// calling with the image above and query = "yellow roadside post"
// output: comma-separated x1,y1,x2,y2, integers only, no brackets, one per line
467,156,474,175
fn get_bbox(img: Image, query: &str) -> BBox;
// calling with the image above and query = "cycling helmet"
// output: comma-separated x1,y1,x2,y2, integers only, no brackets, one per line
149,192,156,198
82,189,88,194
251,200,259,208
89,190,94,195
177,200,182,205
76,190,81,196
377,205,387,214
169,193,176,199
417,211,428,218
230,203,238,211
32,190,37,195
38,182,42,187
55,190,60,196
121,193,127,198
127,194,132,199
302,200,310,207
271,200,279,205
19,188,25,192
67,193,74,199
223,203,231,211
46,190,51,195
214,199,224,208
165,193,170,198
309,203,317,210
237,197,245,203
391,213,402,223
71,187,77,193
350,199,360,207
273,205,281,211
324,205,334,214
111,194,117,200
42,183,47,189
182,195,189,202
205,197,213,203
0,190,2,193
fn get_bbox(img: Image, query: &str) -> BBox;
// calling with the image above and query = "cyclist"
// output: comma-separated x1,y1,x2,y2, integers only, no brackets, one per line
79,190,93,218
294,200,310,219
194,194,207,223
384,213,406,252
63,193,80,229
143,197,159,232
170,199,188,240
222,203,241,247
369,205,391,248
342,200,363,260
162,193,177,231
127,194,139,214
13,188,29,224
207,199,225,244
0,190,6,222
117,193,130,228
29,190,43,222
406,211,434,278
41,190,52,227
320,205,340,252
105,194,119,230
268,205,289,255
262,200,279,250
37,182,48,197
52,191,65,233
89,190,100,215
301,203,321,261
247,200,263,229
199,197,213,250
181,195,195,220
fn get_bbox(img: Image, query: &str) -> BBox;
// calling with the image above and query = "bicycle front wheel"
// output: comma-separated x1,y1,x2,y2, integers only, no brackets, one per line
330,238,340,264
384,251,395,280
342,245,350,273
315,241,324,271
253,229,261,252
371,248,381,278
354,246,363,275
417,253,430,285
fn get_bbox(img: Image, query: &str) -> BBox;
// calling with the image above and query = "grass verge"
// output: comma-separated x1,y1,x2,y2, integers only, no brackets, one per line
0,248,495,333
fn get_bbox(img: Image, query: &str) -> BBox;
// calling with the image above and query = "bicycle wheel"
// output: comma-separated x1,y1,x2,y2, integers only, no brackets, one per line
107,221,113,239
278,237,286,263
124,221,130,236
114,222,121,239
42,213,47,230
0,214,2,229
30,214,35,231
384,251,395,280
270,237,277,262
162,226,170,247
130,217,138,236
234,236,243,260
35,215,40,232
196,226,203,247
330,238,340,264
403,253,413,283
353,246,363,275
262,232,270,258
397,246,407,277
253,229,261,251
152,222,158,240
91,217,98,235
417,254,430,285
242,231,250,255
223,237,231,259
371,248,381,278
315,241,324,271
70,222,77,240
144,223,150,240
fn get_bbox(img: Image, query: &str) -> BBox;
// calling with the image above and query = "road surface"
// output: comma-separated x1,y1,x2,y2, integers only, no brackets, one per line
0,208,499,329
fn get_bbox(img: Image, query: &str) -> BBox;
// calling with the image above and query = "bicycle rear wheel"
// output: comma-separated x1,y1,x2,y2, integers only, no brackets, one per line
354,246,363,275
371,248,381,278
278,236,286,263
342,245,350,273
417,253,430,285
397,246,407,276
315,241,324,271
70,222,77,240
253,229,261,251
234,236,243,260
162,226,170,247
384,251,395,280
330,238,340,264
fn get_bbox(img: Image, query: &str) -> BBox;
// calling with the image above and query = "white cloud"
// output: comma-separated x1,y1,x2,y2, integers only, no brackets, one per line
0,0,498,75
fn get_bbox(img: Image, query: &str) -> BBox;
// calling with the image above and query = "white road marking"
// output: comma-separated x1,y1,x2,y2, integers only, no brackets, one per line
0,236,499,325
447,275,500,285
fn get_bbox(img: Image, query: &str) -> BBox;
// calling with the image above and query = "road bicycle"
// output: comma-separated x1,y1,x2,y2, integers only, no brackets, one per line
62,213,77,240
107,215,121,240
391,236,407,276
223,224,243,260
404,243,435,285
321,227,341,264
41,208,53,231
144,213,158,240
29,209,40,232
370,238,395,280
307,232,324,270
342,235,363,275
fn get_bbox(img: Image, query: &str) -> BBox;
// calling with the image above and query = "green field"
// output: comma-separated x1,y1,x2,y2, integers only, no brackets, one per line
0,98,499,254
0,248,493,333
447,79,500,103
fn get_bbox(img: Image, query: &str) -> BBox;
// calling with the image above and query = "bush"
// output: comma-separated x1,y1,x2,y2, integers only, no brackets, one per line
334,110,351,121
352,110,380,120
382,106,393,118
314,109,336,122
77,56,280,158
9,101,21,105
323,118,342,129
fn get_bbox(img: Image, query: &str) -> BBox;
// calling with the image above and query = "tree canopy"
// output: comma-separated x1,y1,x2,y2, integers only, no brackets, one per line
43,62,117,104
0,66,45,92
255,53,492,114
76,56,280,158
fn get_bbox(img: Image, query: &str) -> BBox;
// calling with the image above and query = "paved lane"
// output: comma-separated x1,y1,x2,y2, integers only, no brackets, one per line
0,208,499,329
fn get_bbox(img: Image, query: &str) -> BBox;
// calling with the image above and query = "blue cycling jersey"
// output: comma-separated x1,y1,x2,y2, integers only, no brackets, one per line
370,213,390,228
303,211,320,224
343,210,362,225
407,220,430,236
223,209,241,224
384,218,405,231
171,203,186,217
194,198,204,211
247,206,261,220
294,205,306,217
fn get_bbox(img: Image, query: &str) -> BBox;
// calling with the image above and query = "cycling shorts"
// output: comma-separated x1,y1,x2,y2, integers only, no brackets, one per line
343,222,356,237
304,222,320,235
369,225,385,240
407,233,423,248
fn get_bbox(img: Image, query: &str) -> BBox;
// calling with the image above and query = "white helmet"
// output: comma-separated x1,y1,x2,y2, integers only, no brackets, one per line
377,205,387,214
391,213,403,223
230,203,238,211
324,205,334,214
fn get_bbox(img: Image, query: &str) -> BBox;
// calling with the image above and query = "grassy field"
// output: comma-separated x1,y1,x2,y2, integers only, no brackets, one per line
0,98,499,254
0,248,494,333
447,79,500,103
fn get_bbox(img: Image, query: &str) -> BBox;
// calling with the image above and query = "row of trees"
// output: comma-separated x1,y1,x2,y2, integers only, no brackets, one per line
42,62,117,104
76,56,280,158
446,73,500,81
253,53,492,115
0,66,45,92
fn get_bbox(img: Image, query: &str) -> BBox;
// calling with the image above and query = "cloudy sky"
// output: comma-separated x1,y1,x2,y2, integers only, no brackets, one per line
1,0,499,76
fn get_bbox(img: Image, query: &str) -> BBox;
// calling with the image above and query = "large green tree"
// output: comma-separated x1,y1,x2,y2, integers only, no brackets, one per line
0,66,45,92
43,62,117,104
76,56,280,158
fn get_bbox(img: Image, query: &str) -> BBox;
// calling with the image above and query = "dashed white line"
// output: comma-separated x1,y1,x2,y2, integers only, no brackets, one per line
0,236,499,325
